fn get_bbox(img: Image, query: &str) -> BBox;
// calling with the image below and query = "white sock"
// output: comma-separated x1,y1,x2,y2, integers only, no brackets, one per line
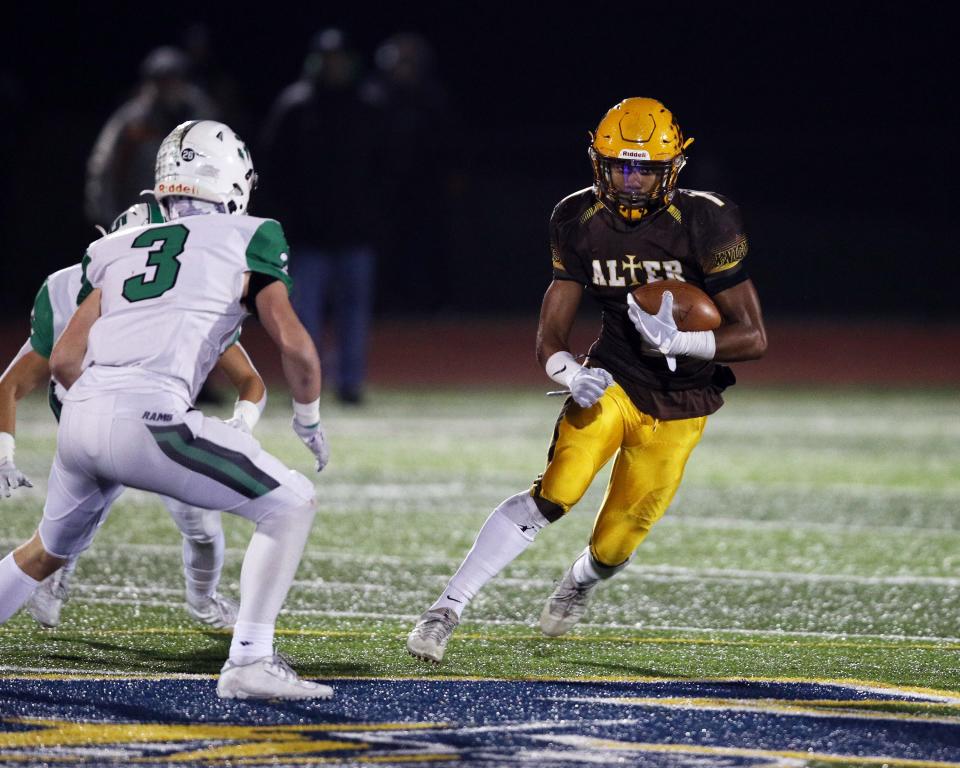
430,505,539,618
229,620,274,664
183,532,225,603
0,553,40,623
236,501,315,626
570,547,603,587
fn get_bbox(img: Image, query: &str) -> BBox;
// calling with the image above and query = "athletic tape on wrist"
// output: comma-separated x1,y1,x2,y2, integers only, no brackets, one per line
0,432,14,463
233,400,261,431
292,398,321,427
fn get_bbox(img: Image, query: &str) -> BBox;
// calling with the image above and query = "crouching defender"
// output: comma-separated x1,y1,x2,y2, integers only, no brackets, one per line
0,120,332,700
1,194,263,630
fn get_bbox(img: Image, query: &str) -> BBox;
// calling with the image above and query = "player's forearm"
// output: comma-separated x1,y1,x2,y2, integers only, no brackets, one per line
218,346,267,405
0,389,17,435
713,322,767,361
282,354,321,404
536,280,583,368
235,375,267,406
535,333,571,369
0,348,53,433
278,330,322,404
49,348,84,390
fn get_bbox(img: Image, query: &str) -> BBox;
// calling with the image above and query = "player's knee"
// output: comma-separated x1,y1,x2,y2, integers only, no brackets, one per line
190,508,223,543
285,470,316,506
535,446,597,517
622,490,670,532
531,490,566,523
169,502,222,544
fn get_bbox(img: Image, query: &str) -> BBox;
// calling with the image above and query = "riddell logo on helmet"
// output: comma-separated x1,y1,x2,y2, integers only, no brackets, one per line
619,149,651,160
157,182,199,195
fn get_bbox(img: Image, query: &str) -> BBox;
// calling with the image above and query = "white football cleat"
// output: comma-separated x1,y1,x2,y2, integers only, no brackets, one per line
407,607,459,663
186,592,239,629
539,565,596,637
216,653,333,700
26,571,69,628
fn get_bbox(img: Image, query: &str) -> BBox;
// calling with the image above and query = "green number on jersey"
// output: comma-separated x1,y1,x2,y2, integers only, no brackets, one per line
122,224,189,302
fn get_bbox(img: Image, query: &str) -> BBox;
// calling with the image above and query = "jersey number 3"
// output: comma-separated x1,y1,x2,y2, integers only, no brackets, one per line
122,224,189,302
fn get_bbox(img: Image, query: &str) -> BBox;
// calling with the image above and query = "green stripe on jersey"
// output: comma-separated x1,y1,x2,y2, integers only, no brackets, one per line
29,280,54,359
77,251,93,305
48,381,63,422
146,195,165,223
245,220,293,294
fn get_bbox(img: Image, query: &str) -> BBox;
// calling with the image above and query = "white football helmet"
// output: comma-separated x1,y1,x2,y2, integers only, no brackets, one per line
154,120,257,215
108,193,166,233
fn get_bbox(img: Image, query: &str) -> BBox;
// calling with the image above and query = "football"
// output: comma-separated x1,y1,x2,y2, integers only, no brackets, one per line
631,280,721,331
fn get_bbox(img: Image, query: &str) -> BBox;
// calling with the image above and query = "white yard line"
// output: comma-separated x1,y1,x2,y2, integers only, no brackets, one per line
0,665,212,679
2,539,958,586
28,595,960,644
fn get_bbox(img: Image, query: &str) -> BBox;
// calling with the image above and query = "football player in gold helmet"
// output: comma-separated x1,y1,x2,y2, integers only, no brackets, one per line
407,98,767,663
589,96,693,221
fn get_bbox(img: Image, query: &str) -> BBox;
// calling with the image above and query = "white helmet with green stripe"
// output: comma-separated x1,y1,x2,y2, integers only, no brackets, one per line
108,192,166,233
154,120,257,215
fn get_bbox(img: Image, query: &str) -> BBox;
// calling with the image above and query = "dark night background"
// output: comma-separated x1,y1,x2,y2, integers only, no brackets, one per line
2,2,956,323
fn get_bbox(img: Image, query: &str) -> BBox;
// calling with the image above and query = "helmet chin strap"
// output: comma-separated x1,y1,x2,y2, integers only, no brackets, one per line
618,205,647,221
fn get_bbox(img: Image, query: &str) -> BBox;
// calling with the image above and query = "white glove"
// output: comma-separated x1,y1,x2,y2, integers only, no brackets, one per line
0,458,32,498
568,366,614,408
545,351,613,408
292,418,330,472
626,292,715,373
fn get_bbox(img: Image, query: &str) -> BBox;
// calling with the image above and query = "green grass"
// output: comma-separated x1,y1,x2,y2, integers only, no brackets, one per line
2,386,959,691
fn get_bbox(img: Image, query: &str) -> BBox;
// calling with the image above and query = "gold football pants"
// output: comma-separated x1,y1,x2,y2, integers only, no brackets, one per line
532,383,706,567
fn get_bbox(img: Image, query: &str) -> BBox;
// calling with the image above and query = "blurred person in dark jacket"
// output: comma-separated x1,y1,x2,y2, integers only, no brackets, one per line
84,46,218,229
260,28,383,405
373,32,456,311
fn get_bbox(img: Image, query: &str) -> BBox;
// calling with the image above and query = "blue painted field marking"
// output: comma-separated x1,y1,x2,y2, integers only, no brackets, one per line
1,677,959,766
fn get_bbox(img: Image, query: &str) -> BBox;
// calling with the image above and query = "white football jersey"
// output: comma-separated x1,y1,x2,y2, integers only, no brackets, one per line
69,213,291,407
26,264,85,407
29,264,84,359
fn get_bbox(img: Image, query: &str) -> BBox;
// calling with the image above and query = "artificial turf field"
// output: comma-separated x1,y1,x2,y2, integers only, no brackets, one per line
1,385,959,766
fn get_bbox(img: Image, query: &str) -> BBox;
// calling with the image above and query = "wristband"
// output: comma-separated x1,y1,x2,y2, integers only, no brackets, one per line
0,432,14,463
545,351,581,388
292,398,321,427
232,400,262,431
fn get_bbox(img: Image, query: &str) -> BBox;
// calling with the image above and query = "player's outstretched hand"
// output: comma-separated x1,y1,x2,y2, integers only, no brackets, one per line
0,458,33,498
626,292,679,372
568,366,613,408
292,418,330,472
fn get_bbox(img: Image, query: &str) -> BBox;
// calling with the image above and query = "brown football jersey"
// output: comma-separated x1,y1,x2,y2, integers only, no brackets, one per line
550,186,750,419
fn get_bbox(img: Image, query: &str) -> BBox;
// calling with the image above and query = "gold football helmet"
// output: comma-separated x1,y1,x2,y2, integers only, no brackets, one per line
589,97,693,221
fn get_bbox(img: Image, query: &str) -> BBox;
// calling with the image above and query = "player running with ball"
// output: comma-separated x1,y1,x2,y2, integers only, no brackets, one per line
408,97,767,663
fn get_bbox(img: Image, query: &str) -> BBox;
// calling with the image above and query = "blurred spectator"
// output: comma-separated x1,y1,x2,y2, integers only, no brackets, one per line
260,28,384,405
373,32,456,311
84,46,218,228
180,23,248,135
